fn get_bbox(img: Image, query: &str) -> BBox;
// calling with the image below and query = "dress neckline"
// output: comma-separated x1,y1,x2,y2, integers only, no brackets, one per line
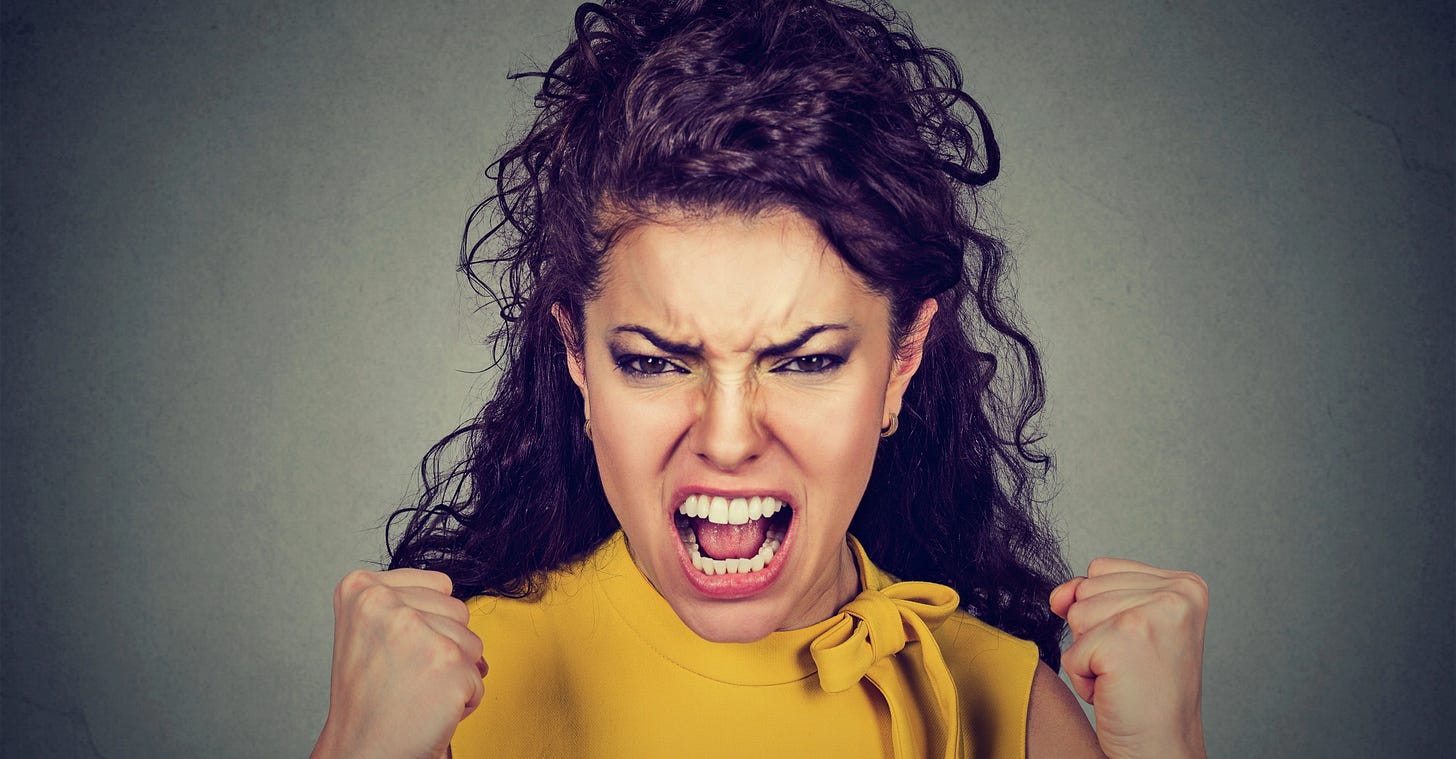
585,530,967,758
592,530,882,686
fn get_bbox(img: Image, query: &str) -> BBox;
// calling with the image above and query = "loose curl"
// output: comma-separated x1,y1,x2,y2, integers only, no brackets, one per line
387,0,1070,668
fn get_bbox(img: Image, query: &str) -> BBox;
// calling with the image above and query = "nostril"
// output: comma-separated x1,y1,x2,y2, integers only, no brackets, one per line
696,450,760,471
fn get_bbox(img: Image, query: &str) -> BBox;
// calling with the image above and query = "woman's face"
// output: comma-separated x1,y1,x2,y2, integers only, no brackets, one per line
561,210,933,642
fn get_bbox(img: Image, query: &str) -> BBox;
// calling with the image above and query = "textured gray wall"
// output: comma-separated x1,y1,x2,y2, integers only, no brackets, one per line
2,1,1450,757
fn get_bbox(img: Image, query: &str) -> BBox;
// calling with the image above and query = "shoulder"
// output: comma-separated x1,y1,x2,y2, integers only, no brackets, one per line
454,551,617,757
464,553,605,638
463,534,624,635
933,614,1103,759
933,611,1041,757
935,609,1040,663
1025,662,1103,758
934,609,1042,689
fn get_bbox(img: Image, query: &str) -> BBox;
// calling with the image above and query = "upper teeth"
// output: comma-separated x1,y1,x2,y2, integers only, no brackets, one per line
677,494,785,525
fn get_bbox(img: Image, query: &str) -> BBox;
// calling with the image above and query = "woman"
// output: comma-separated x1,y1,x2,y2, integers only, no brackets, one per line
313,1,1208,757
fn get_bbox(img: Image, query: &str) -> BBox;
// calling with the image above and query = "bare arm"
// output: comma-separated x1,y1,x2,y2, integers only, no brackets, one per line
1026,662,1105,759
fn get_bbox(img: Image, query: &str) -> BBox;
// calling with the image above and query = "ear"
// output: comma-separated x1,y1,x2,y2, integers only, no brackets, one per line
882,298,938,425
551,304,590,420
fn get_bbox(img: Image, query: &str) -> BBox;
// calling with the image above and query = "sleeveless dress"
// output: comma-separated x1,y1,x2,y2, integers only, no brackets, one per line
450,532,1038,758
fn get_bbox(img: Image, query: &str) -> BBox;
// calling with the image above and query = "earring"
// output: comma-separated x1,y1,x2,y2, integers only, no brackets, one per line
879,413,898,438
583,419,593,441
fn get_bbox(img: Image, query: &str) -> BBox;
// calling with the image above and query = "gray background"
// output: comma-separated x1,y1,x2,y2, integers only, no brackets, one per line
2,0,1450,757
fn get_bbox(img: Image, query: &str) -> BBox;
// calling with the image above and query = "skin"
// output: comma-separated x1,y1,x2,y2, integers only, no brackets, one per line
312,209,1209,758
311,569,483,759
557,209,934,642
1035,559,1211,759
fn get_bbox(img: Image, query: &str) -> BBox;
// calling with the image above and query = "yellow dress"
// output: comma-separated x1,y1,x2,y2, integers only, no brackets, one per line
451,532,1038,758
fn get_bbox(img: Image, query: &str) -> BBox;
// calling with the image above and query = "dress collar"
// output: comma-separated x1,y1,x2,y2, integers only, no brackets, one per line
594,530,845,685
591,530,967,757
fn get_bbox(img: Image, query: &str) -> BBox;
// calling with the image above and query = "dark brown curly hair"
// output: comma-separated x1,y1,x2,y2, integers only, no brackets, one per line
387,0,1070,668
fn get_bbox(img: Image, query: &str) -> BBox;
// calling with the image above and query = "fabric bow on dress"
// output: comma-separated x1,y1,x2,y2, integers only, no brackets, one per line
810,581,966,759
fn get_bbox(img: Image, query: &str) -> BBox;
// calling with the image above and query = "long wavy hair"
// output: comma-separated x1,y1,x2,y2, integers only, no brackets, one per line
387,0,1070,667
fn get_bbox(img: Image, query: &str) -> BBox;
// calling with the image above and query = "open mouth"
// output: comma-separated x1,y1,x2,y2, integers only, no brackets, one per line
674,495,794,576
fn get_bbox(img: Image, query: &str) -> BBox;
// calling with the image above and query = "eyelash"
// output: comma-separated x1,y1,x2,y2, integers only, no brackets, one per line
612,353,846,378
615,355,687,377
771,354,845,374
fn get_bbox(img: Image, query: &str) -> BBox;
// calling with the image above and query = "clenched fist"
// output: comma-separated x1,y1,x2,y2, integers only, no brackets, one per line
1050,559,1209,759
311,569,486,759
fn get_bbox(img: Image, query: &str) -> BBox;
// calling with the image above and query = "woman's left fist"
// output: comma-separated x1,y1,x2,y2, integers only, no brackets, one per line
1050,558,1209,759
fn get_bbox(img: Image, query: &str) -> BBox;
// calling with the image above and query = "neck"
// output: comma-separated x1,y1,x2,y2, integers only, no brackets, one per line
779,538,862,631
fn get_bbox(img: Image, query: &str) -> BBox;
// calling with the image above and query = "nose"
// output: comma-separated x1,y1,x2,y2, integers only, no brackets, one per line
693,377,766,472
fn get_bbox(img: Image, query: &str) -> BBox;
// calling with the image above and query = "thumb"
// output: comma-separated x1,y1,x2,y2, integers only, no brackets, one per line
1067,671,1095,704
1049,576,1085,619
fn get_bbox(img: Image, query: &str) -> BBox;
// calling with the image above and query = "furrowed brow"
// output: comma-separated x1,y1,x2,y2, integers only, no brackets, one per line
609,323,849,357
610,325,702,356
758,324,850,358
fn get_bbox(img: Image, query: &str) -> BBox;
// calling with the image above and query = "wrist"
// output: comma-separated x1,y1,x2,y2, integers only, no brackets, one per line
1099,723,1206,759
1143,725,1206,759
311,718,360,759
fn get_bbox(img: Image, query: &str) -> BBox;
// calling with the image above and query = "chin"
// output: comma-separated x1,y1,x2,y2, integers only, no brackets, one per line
673,600,788,643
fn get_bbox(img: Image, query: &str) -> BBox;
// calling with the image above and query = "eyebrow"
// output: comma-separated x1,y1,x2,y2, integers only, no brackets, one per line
609,323,850,358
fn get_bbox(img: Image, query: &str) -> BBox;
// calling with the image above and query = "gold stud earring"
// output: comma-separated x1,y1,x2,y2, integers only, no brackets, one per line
583,419,593,441
879,413,898,438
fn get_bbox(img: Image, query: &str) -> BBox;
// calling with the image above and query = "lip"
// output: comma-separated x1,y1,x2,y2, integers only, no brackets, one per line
668,485,799,599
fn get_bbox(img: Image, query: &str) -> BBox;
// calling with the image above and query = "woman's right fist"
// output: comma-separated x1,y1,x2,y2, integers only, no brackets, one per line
311,568,486,759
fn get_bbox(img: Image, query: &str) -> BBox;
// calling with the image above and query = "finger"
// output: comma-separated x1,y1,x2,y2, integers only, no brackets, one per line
1063,590,1203,681
1066,670,1096,705
1062,617,1124,701
1063,588,1163,636
1072,570,1181,602
418,612,486,667
415,613,488,717
461,661,486,715
372,568,454,596
1084,556,1183,579
1049,576,1085,619
458,654,487,720
393,586,471,626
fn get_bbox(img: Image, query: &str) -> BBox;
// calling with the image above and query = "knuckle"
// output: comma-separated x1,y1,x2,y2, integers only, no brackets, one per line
1064,603,1090,636
388,605,425,633
1162,590,1208,631
426,635,468,670
1155,589,1194,619
355,582,397,617
1113,606,1151,637
336,569,373,600
432,570,455,598
1060,640,1091,676
1086,557,1113,576
1171,574,1208,603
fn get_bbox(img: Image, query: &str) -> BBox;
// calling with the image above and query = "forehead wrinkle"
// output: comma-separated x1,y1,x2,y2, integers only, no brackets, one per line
590,211,881,357
688,268,851,359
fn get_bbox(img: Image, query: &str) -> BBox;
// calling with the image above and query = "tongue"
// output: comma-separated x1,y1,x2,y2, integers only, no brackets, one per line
694,517,769,560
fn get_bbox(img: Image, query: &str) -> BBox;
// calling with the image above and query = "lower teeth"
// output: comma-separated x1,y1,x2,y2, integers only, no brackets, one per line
681,528,784,576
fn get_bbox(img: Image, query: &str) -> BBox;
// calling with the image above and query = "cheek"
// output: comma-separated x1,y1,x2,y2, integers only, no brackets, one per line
765,381,885,487
583,378,694,517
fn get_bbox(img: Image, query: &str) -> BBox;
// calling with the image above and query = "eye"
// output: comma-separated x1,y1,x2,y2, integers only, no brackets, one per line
772,354,844,374
616,355,686,376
